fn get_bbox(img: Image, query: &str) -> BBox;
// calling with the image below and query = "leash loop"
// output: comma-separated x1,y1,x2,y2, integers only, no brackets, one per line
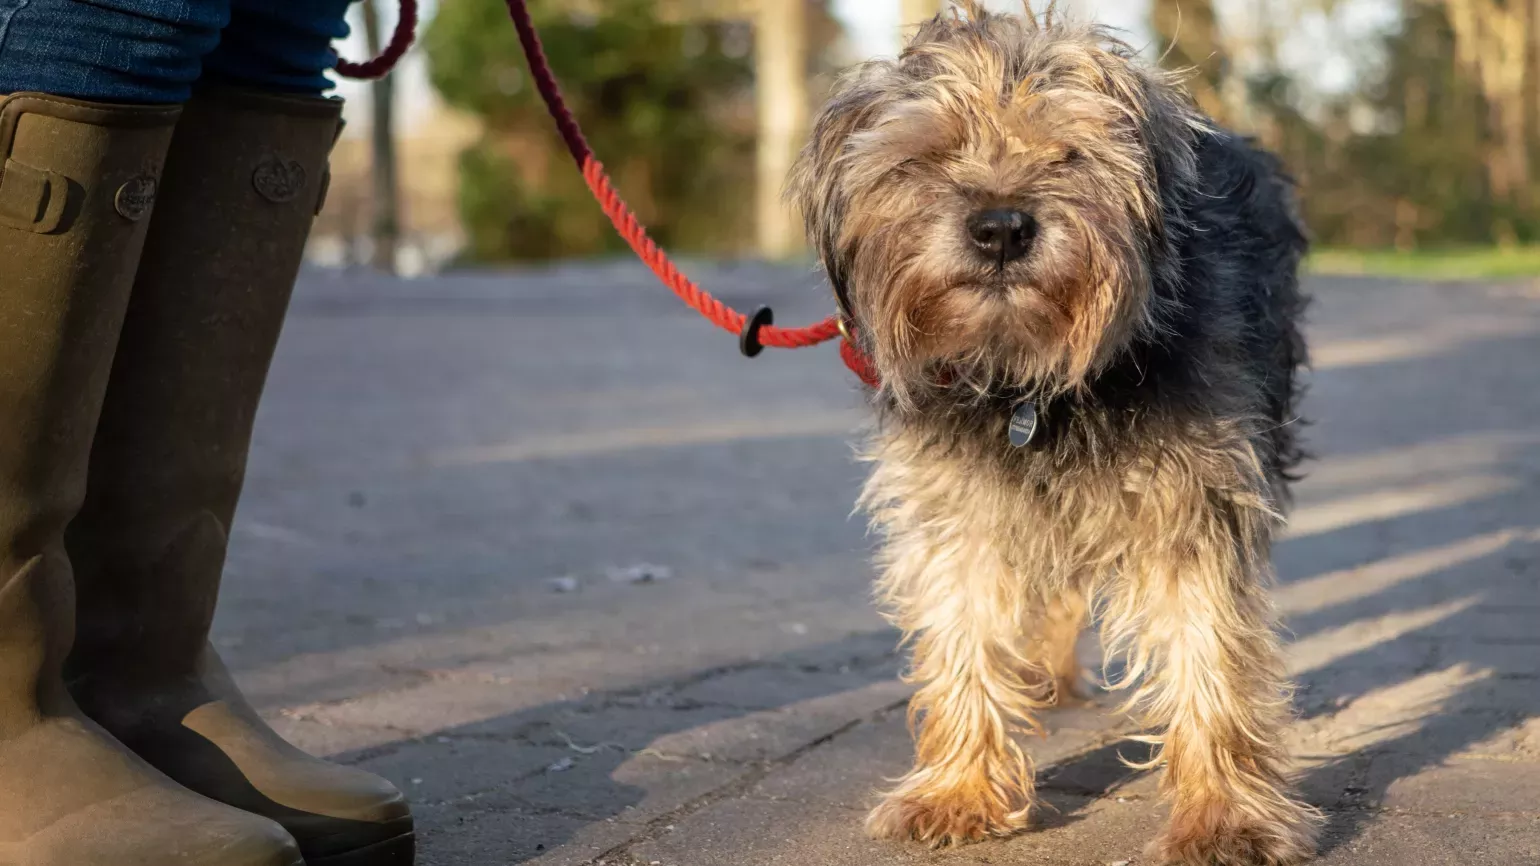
739,306,774,358
335,0,419,79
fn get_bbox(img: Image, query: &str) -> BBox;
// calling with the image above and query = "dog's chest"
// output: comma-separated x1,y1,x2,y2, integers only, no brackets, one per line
866,419,1149,575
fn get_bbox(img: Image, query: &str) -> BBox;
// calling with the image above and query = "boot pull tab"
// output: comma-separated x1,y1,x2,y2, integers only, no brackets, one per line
0,159,69,234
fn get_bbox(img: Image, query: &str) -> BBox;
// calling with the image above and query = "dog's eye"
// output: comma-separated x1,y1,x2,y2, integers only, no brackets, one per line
1060,148,1083,165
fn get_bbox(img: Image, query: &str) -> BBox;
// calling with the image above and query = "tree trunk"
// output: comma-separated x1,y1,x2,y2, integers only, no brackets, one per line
1445,0,1530,243
361,0,401,274
1151,0,1230,122
901,0,945,28
755,0,808,258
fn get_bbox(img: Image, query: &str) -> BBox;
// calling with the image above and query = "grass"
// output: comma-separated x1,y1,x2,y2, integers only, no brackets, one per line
1307,246,1540,281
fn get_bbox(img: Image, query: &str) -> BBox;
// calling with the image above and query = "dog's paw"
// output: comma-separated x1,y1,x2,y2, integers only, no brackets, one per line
1045,671,1093,707
1148,799,1320,865
866,792,1029,847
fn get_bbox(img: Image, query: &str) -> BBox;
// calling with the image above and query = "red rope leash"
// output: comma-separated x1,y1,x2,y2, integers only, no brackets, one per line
336,0,879,386
506,0,845,352
335,0,419,79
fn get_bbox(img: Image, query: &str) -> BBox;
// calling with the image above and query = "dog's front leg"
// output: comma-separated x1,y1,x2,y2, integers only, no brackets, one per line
1106,460,1322,866
865,520,1043,847
1026,591,1090,706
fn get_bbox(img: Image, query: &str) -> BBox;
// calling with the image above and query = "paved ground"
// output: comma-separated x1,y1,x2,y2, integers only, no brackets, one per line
225,261,1540,865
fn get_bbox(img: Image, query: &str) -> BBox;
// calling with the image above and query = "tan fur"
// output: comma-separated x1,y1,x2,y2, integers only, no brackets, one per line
791,3,1320,863
862,421,1319,862
790,1,1202,409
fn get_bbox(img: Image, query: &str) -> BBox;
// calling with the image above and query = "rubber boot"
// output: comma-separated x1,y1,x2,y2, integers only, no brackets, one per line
62,87,413,866
0,93,306,866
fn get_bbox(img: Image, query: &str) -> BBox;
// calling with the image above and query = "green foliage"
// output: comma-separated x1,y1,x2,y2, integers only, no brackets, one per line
1310,246,1540,280
455,144,626,262
425,0,757,261
1247,3,1535,250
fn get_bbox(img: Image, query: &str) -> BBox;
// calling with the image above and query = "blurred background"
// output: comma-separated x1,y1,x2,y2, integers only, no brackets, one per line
313,0,1540,279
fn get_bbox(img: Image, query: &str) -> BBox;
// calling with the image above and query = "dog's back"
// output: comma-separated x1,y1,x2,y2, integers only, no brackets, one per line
1173,130,1311,486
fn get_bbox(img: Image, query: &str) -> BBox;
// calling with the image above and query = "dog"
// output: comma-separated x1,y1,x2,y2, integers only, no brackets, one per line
788,3,1319,864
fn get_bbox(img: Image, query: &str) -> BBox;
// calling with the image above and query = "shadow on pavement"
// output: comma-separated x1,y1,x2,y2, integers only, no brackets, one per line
236,274,1540,862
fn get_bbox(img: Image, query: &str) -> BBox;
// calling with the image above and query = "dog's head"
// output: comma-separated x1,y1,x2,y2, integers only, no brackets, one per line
790,1,1204,406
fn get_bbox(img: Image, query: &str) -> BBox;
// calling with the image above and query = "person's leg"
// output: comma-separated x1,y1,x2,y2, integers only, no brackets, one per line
63,5,416,866
0,46,310,866
0,0,226,101
203,0,355,95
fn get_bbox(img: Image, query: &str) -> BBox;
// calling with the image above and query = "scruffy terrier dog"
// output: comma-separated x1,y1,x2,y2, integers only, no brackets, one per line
789,3,1318,864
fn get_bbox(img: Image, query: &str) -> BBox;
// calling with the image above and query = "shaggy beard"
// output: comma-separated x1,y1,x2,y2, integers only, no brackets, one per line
850,199,1161,412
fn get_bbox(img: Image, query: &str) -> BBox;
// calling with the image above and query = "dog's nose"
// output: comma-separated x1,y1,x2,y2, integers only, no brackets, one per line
966,208,1036,264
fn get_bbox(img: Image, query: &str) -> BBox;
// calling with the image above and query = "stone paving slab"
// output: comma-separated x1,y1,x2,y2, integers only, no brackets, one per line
228,266,1540,864
1316,814,1540,866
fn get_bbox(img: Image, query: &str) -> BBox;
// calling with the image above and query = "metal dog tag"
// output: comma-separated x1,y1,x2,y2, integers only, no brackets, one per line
1008,400,1039,448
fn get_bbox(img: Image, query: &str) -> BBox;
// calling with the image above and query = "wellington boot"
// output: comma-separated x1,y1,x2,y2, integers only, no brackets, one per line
64,88,412,866
0,92,304,866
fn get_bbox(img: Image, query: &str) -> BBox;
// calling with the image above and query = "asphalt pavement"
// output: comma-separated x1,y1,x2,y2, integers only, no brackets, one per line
222,261,1540,865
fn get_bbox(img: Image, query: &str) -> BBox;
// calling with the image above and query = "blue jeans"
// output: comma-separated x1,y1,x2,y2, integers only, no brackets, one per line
0,0,355,102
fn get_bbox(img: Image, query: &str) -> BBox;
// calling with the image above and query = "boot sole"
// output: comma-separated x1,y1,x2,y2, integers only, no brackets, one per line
306,831,415,866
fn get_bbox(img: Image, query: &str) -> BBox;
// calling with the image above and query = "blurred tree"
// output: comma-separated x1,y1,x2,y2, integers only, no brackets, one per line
425,0,844,263
901,0,945,29
1191,0,1540,249
1151,0,1232,122
1362,1,1496,248
1444,0,1531,244
427,0,751,261
1247,2,1492,248
361,0,400,272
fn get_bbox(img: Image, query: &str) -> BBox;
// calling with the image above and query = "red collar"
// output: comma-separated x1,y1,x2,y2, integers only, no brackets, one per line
840,336,881,388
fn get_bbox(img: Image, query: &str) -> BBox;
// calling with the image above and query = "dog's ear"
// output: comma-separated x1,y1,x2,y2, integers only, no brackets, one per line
1136,68,1204,204
1077,44,1204,245
787,66,893,321
818,197,854,321
1078,45,1202,187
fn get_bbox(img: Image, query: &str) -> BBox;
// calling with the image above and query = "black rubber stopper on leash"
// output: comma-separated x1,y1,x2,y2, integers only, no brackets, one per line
740,306,774,358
